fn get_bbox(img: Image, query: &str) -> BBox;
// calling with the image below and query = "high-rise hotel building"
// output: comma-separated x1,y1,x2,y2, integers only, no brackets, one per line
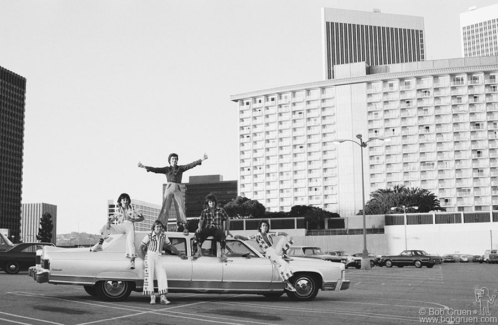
322,8,425,79
232,56,498,217
460,4,498,57
0,66,26,242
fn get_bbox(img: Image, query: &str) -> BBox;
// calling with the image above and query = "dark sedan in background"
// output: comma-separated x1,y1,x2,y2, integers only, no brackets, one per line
0,243,55,274
378,250,440,268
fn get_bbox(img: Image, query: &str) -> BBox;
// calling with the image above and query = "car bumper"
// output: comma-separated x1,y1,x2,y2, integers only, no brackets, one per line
322,280,350,291
28,266,49,283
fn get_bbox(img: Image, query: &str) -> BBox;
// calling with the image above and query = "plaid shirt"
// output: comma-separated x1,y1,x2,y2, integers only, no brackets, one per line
200,207,229,229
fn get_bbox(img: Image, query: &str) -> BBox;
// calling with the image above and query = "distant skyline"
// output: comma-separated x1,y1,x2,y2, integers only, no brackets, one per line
1,0,496,234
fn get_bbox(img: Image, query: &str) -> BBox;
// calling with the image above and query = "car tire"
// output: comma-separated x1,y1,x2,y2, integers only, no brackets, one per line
286,274,319,301
385,260,393,268
414,260,422,268
4,262,20,274
84,285,98,297
370,261,375,268
95,280,132,301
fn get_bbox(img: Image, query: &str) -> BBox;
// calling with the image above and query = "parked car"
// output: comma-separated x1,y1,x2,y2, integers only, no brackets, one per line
484,249,498,264
473,255,484,263
349,253,380,269
442,254,456,263
378,250,440,268
288,246,338,263
0,242,55,274
0,232,14,252
323,250,354,266
29,232,350,302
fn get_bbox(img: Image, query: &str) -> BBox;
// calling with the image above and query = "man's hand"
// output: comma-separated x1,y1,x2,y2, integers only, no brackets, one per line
138,161,145,168
196,228,202,233
179,253,188,260
202,153,208,160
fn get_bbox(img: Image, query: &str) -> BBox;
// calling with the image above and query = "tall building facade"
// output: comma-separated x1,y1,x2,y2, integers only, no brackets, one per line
184,175,238,219
322,8,425,79
460,4,498,57
232,56,498,217
107,199,160,232
0,66,26,242
21,203,57,244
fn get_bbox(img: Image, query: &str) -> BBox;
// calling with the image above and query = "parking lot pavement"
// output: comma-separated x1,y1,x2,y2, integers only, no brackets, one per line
1,265,498,325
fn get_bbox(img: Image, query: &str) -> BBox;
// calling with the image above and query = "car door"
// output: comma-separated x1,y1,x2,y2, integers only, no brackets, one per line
162,237,193,287
191,239,223,289
222,240,274,290
396,251,412,266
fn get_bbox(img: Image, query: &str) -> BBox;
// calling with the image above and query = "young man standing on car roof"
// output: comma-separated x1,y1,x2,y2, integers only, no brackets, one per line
138,153,208,232
193,193,232,262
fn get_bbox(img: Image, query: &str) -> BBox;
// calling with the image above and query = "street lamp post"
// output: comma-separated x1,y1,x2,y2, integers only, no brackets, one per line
391,205,418,250
333,134,390,270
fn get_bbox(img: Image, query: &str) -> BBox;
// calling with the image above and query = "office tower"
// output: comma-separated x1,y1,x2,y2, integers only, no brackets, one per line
21,203,57,244
232,56,498,217
322,8,425,79
107,199,160,232
460,4,498,57
0,66,26,242
184,175,238,219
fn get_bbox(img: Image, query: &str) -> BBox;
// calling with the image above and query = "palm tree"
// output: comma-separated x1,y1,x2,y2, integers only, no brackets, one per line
363,185,445,214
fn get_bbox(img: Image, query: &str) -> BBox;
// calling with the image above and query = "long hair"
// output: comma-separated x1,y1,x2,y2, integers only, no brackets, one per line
151,220,165,232
117,193,131,208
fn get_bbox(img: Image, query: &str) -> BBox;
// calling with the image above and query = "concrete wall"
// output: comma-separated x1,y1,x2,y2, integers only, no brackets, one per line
232,220,498,256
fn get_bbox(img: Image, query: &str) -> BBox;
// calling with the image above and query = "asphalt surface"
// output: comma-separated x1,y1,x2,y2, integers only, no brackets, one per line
0,263,497,325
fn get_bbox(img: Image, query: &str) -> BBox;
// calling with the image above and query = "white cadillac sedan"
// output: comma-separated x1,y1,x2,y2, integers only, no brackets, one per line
29,231,349,302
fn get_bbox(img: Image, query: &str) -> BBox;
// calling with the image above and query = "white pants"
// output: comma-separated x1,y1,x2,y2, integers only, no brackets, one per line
143,251,168,296
158,183,187,225
100,221,136,258
265,236,293,282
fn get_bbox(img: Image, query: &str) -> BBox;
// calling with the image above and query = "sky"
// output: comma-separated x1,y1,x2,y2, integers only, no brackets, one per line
1,0,497,234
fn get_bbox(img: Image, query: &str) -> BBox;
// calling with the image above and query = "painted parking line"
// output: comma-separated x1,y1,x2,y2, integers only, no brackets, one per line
0,311,64,325
7,291,279,325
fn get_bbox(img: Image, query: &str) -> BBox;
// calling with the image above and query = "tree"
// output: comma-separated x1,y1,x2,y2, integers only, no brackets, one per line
362,185,446,215
289,205,341,230
37,212,53,243
223,196,266,219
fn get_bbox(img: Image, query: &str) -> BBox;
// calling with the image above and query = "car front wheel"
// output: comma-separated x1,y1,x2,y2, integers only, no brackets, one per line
385,260,393,268
414,260,422,268
4,262,20,274
95,281,132,301
286,274,319,301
